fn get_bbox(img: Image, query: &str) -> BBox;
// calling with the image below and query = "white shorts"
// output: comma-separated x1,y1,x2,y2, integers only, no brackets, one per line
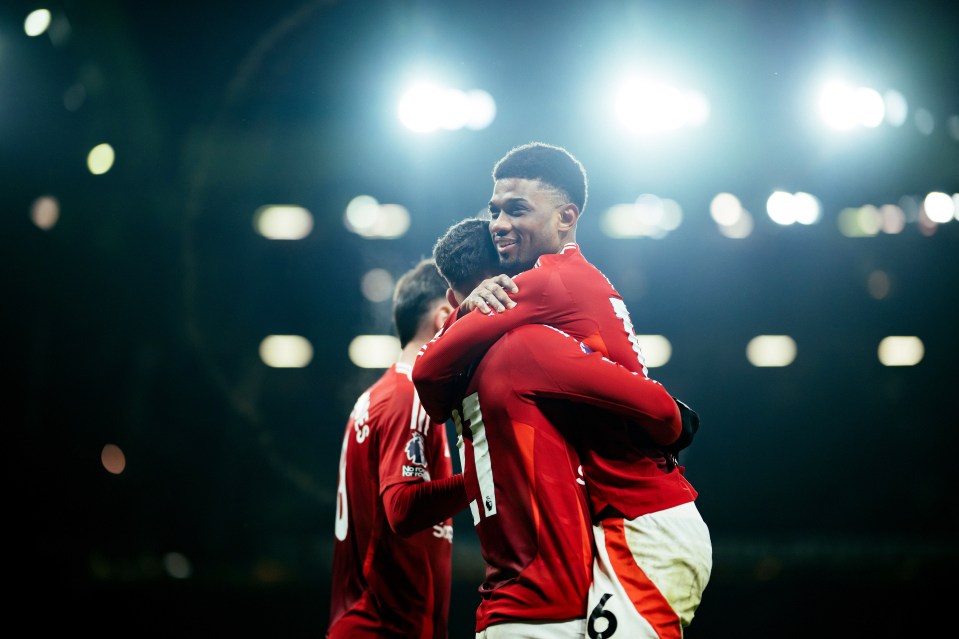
587,501,712,639
476,618,585,639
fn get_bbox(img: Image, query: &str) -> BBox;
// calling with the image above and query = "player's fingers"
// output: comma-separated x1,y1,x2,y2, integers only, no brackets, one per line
488,286,515,310
466,293,492,315
482,290,507,313
494,274,519,293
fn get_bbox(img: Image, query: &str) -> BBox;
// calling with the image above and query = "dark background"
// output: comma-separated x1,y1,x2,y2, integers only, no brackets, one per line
4,0,958,636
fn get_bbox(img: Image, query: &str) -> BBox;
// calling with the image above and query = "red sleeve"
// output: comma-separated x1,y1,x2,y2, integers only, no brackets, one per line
376,378,446,491
412,266,572,422
511,326,682,446
382,474,467,536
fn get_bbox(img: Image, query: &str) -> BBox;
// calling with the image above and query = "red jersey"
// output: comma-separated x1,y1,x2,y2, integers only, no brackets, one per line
328,363,454,639
449,324,682,631
413,243,697,521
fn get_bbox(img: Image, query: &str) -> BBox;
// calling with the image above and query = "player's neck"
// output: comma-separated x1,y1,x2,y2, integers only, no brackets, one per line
398,339,427,367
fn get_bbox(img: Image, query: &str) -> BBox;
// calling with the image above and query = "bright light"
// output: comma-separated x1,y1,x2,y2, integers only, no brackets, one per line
793,192,822,225
24,9,52,36
87,143,115,175
398,83,444,133
884,89,908,127
710,193,743,227
855,87,885,127
465,90,496,130
349,335,400,368
746,335,797,367
438,88,470,130
766,191,822,226
344,195,410,239
767,191,797,225
614,76,709,134
818,81,858,130
818,81,885,130
636,335,671,368
259,335,313,368
398,83,496,133
924,192,955,223
253,205,313,240
878,336,924,367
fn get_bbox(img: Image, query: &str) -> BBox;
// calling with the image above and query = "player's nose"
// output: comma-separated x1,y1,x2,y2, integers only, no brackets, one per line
490,212,510,235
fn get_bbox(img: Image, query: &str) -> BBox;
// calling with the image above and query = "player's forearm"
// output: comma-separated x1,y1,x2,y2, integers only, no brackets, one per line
382,474,468,537
530,345,682,445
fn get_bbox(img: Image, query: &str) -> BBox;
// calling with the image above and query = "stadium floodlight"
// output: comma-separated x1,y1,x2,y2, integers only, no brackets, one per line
398,82,496,133
818,80,886,130
614,76,709,135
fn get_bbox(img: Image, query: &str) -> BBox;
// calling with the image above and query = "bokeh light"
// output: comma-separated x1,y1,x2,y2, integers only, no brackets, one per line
600,195,683,238
878,336,924,366
867,270,891,300
636,335,672,368
746,335,797,367
923,192,955,223
31,195,60,230
259,335,313,368
24,9,52,37
348,335,400,368
710,193,743,227
838,205,882,237
718,210,754,239
101,443,126,475
361,268,395,303
163,552,193,579
87,143,115,175
253,205,313,240
344,195,410,239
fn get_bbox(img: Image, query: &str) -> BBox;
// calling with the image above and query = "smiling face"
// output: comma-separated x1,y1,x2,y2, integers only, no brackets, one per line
488,178,580,274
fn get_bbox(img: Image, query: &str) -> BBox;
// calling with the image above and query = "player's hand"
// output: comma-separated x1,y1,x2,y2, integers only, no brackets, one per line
463,275,518,314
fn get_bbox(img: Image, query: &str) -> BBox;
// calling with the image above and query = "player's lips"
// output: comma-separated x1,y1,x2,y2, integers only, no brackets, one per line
494,238,517,254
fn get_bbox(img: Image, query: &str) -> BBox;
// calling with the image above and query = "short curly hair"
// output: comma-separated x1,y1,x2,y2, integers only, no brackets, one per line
392,259,448,348
432,217,500,294
492,142,588,213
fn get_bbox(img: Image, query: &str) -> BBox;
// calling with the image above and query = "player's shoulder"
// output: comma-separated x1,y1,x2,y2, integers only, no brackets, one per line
364,366,415,415
535,243,582,267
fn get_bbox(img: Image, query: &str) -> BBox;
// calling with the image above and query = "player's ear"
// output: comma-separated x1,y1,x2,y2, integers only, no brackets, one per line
446,288,459,309
558,203,580,231
434,300,453,332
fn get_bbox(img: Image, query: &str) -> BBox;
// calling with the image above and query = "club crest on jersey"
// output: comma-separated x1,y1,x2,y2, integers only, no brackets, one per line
402,432,429,478
405,432,428,467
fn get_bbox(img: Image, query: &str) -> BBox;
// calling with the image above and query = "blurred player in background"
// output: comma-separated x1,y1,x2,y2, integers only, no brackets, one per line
328,259,467,639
